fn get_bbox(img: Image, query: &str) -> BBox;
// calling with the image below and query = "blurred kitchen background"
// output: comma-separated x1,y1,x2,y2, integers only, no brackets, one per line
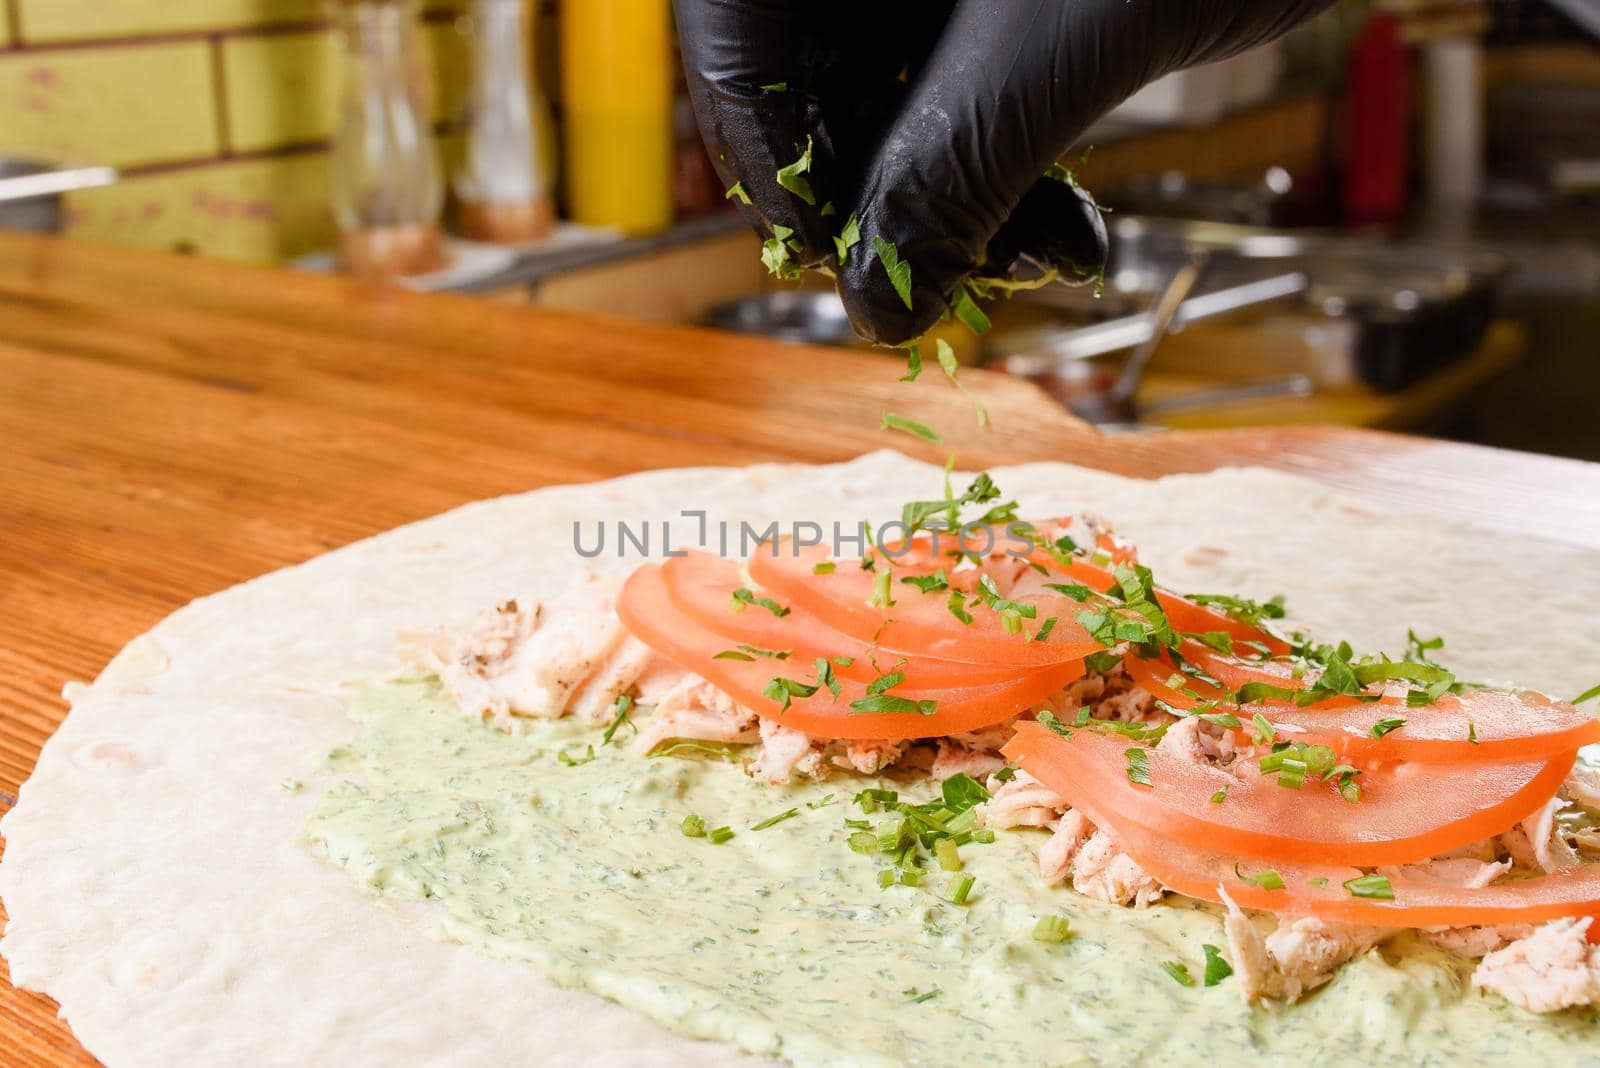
2,0,1597,456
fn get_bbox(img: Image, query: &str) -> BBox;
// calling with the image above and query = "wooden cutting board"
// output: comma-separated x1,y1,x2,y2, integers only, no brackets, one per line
2,231,1597,1066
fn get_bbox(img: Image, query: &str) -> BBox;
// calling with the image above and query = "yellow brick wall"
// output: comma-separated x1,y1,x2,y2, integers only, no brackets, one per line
0,1,488,264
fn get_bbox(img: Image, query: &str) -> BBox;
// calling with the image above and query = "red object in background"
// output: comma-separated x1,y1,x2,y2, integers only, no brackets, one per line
1344,12,1412,228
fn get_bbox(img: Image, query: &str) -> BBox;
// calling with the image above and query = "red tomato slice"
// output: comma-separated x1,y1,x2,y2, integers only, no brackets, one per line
1259,688,1600,764
1181,643,1310,691
1008,734,1600,925
660,552,1024,687
620,566,1084,740
1121,653,1230,709
1001,719,1573,867
746,543,1102,668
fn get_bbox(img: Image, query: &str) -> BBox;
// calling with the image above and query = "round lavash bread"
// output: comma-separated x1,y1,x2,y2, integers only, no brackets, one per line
3,451,1598,1067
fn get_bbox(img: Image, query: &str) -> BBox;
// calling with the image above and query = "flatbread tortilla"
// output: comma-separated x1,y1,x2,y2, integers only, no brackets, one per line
3,450,1597,1066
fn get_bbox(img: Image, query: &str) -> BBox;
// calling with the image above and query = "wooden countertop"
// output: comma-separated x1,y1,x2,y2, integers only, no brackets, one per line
3,231,1599,1066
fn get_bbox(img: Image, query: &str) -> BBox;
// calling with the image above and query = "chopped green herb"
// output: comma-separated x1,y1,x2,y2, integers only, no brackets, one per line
866,670,905,696
774,135,816,204
873,235,914,310
1308,876,1328,887
935,338,987,426
812,561,837,575
1161,961,1195,987
1202,944,1233,986
1124,746,1152,787
730,587,790,617
1250,713,1276,745
558,744,597,766
724,181,751,205
762,674,819,711
880,412,941,444
900,343,922,382
949,283,992,335
1369,717,1406,739
1344,873,1394,900
602,695,635,745
708,826,735,845
1210,785,1228,804
906,987,941,1004
1033,616,1059,643
681,813,707,838
1037,709,1071,737
901,570,949,593
946,872,975,905
1032,915,1072,943
1045,582,1094,602
869,569,896,607
947,589,974,625
650,740,741,761
934,837,962,872
876,868,895,888
750,808,799,831
1235,864,1285,891
1574,682,1600,706
1468,721,1478,744
848,693,938,716
834,211,861,265
759,81,788,91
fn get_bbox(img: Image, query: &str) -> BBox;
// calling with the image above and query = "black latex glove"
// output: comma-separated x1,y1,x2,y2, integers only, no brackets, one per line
676,0,1334,345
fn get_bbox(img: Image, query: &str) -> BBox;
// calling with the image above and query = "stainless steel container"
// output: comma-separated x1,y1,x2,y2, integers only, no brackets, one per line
0,159,118,233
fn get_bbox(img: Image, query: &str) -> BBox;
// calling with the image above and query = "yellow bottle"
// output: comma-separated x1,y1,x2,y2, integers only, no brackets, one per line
560,0,674,236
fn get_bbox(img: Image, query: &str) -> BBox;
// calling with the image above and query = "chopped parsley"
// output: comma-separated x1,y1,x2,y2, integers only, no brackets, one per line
750,808,800,831
873,235,914,310
1032,915,1072,943
1124,746,1152,787
834,211,861,265
812,561,836,575
1202,944,1233,986
936,338,987,426
730,587,790,617
949,283,992,335
1343,873,1394,900
1160,961,1195,987
880,412,941,443
713,643,793,662
724,181,751,205
774,135,816,204
601,695,635,745
1369,717,1406,739
901,570,949,594
1235,864,1285,891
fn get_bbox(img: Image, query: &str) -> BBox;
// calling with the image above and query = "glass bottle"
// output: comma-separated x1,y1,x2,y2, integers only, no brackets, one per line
330,0,445,276
454,0,556,242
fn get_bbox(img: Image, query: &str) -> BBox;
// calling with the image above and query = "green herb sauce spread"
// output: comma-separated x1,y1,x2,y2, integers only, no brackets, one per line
304,681,1599,1066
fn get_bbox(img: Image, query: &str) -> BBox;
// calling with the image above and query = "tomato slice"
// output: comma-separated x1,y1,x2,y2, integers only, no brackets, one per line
1121,653,1230,709
659,552,1027,687
1258,688,1600,764
1011,738,1600,926
1001,719,1573,867
620,566,1084,740
746,543,1102,668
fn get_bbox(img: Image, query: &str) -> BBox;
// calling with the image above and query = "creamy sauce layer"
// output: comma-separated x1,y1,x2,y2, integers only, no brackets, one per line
304,681,1599,1066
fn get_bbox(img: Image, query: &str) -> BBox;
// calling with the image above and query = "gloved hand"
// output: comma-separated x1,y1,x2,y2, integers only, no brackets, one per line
676,0,1333,345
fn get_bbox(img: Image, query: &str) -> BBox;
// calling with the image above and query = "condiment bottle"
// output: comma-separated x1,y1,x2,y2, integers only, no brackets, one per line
330,0,445,276
560,0,674,236
454,0,556,242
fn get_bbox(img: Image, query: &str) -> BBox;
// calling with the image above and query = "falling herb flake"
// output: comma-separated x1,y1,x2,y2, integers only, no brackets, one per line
880,412,941,444
900,343,923,382
834,211,861,265
873,235,914,310
950,284,992,335
935,338,988,426
775,135,817,204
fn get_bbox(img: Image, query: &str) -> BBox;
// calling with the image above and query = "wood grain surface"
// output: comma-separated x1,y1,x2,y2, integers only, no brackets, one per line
2,231,1598,1066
